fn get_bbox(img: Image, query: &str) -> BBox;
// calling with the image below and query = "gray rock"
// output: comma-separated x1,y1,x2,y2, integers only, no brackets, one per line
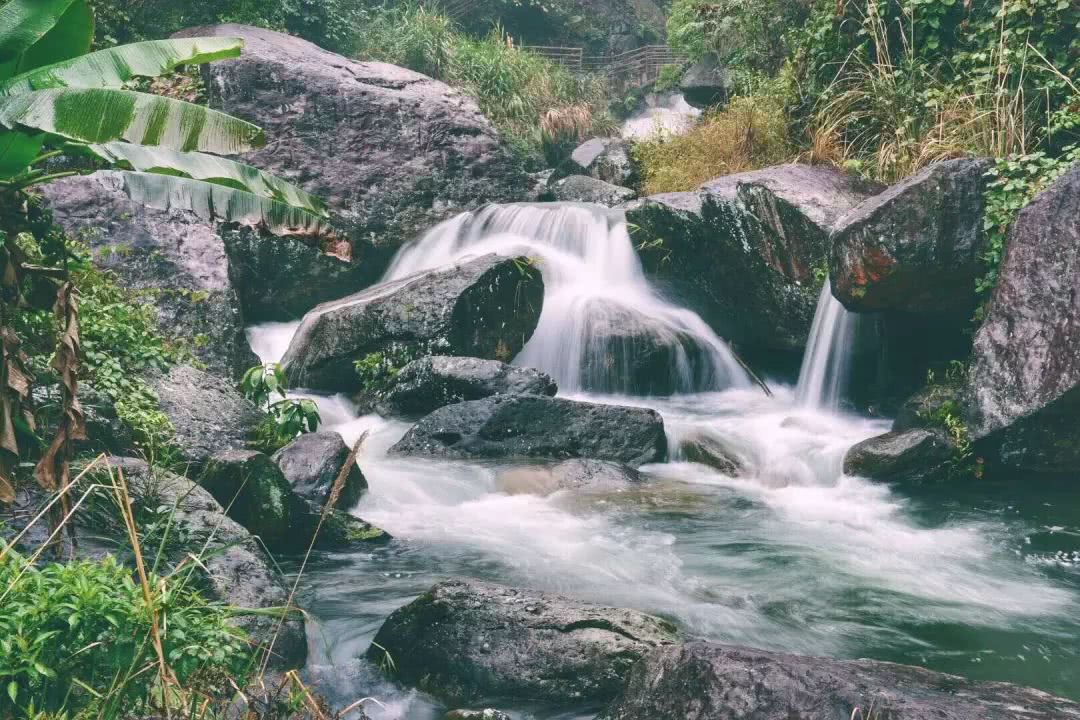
626,164,880,352
444,711,511,720
676,430,745,476
965,166,1080,473
551,175,636,207
281,254,544,393
831,157,993,313
601,641,1080,720
109,457,306,670
175,25,528,278
33,383,133,456
42,176,258,378
390,395,667,466
366,578,678,704
151,365,264,469
843,429,953,483
680,55,734,108
378,356,556,418
495,458,643,495
561,138,637,186
272,431,367,509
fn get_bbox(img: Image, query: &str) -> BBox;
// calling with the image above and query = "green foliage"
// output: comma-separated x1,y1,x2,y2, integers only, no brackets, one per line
241,363,320,453
667,0,809,74
653,64,685,93
922,362,981,479
353,346,416,397
0,550,248,717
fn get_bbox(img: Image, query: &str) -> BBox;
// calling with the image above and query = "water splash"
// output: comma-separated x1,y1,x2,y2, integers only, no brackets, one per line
384,203,750,395
796,281,859,409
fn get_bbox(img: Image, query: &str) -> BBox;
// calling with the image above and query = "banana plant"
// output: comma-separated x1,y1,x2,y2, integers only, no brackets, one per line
0,0,332,502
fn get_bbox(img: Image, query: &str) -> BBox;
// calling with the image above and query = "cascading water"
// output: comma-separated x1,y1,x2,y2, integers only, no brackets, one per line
795,280,859,409
384,203,750,395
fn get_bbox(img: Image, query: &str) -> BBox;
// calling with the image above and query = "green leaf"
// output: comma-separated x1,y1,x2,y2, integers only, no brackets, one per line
81,143,326,214
0,129,42,179
0,88,264,154
0,0,79,63
94,170,331,238
14,0,92,76
6,680,16,704
0,37,243,95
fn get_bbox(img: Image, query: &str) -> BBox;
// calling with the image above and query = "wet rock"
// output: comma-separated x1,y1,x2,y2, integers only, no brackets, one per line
496,459,643,495
272,431,367,508
560,138,637,187
390,395,667,466
843,429,953,483
551,175,636,207
42,176,258,378
626,164,880,352
109,457,306,670
444,711,511,720
601,640,1080,720
679,55,734,108
281,254,544,393
151,365,264,469
378,356,556,418
676,430,745,476
965,166,1080,473
367,578,678,704
176,24,528,278
831,157,993,313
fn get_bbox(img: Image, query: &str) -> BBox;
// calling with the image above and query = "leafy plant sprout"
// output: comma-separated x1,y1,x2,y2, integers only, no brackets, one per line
240,363,321,452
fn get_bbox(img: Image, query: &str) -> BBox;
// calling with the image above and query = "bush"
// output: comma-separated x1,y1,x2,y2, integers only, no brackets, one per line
667,0,810,74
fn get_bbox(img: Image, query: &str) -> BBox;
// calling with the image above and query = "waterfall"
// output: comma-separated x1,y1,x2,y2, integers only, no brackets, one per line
383,203,750,395
796,280,858,409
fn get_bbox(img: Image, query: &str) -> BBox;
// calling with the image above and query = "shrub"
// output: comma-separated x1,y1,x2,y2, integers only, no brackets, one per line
241,363,321,452
667,0,810,74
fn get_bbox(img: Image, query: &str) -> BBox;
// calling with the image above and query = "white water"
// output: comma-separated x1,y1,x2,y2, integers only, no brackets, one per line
621,91,701,140
796,280,860,409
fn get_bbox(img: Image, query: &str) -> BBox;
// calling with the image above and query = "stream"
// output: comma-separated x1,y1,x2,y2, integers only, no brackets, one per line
246,203,1080,718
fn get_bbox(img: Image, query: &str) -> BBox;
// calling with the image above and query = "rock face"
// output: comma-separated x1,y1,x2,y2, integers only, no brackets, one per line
626,164,879,352
42,176,257,378
281,254,544,392
272,431,367,508
551,175,636,207
495,459,643,495
965,166,1080,473
378,356,556,418
390,395,667,466
843,429,953,483
561,138,637,187
601,641,1080,720
151,365,264,469
111,457,306,670
367,579,678,704
680,55,733,108
831,158,992,313
176,24,528,277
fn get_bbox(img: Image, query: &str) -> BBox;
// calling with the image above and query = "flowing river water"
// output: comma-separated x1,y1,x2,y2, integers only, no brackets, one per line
246,204,1080,718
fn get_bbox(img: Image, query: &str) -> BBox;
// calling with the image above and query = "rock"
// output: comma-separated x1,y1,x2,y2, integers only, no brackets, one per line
42,176,258,378
843,429,953,483
366,578,678,704
444,711,511,720
525,169,557,202
378,356,557,418
560,138,637,187
272,431,367,508
676,430,745,475
965,166,1080,473
679,55,734,108
626,164,880,352
316,509,391,547
551,175,636,206
109,457,306,670
831,157,993,313
151,365,264,469
390,395,667,466
33,383,133,456
281,254,544,393
176,24,528,278
600,641,1080,720
496,459,643,495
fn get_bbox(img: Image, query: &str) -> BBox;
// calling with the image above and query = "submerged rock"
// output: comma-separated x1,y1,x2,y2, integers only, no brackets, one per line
367,578,678,704
390,395,667,466
831,157,992,313
551,175,636,207
626,164,879,353
495,459,643,495
965,166,1080,473
601,641,1080,720
676,430,745,476
843,429,953,483
378,356,556,418
177,24,528,278
280,254,544,393
272,430,367,509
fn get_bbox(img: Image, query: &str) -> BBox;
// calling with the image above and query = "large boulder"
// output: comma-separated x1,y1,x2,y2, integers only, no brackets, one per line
601,641,1080,720
679,55,733,108
831,158,993,313
176,24,528,278
965,166,1080,473
377,356,556,418
42,176,258,378
389,395,667,466
366,579,678,704
109,457,306,670
843,429,953,483
559,138,637,187
626,164,880,352
272,430,367,508
281,254,544,392
550,175,636,207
